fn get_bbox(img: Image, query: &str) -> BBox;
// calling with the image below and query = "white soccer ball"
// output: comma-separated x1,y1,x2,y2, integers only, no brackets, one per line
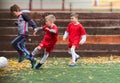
0,57,8,68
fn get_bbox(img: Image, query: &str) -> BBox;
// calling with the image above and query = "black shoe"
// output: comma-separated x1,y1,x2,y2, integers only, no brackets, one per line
35,63,43,69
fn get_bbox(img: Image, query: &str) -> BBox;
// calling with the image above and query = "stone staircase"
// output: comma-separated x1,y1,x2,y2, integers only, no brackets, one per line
0,12,120,58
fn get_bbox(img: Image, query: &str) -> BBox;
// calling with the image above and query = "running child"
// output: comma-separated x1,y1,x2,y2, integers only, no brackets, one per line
63,13,86,67
10,4,37,68
31,14,58,69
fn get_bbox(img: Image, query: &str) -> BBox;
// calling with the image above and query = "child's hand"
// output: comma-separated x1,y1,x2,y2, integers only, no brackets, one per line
79,39,85,45
45,27,50,31
33,29,37,36
63,31,68,41
79,42,84,45
79,35,86,45
14,21,18,26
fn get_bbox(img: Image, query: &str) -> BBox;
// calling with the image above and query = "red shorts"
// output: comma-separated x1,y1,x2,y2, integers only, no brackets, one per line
39,41,55,52
68,40,79,48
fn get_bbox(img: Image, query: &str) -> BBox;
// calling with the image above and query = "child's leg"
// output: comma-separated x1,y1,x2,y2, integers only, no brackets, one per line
11,35,24,55
70,45,80,67
70,45,76,63
35,49,49,69
11,35,27,62
30,46,42,68
31,46,41,56
40,49,49,64
68,47,80,59
68,48,72,55
19,37,31,59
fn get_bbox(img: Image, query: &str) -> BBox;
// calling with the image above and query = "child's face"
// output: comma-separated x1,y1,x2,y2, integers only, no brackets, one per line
12,11,18,17
70,16,78,23
45,19,52,26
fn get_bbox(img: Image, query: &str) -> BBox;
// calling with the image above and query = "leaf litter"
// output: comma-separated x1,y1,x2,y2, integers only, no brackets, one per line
0,55,120,77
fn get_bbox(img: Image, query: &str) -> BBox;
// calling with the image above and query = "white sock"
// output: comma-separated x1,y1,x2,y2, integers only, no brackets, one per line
68,50,72,55
31,47,40,56
40,51,49,64
69,48,79,59
75,53,80,58
71,47,76,63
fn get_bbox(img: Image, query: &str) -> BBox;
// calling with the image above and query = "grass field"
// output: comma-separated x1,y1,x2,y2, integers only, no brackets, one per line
0,56,120,83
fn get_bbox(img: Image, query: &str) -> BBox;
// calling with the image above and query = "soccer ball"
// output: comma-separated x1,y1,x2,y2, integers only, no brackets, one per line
0,57,8,68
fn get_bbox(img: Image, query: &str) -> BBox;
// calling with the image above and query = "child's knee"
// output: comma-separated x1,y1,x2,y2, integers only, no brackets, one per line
37,46,41,50
11,41,14,45
70,47,74,52
68,49,71,54
11,41,16,46
70,46,76,52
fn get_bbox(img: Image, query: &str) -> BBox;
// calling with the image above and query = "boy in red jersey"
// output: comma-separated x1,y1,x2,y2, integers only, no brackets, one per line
31,14,58,69
63,13,86,66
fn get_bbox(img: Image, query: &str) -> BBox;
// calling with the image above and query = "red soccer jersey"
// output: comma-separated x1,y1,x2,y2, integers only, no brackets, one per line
39,24,58,52
42,24,58,45
66,22,86,48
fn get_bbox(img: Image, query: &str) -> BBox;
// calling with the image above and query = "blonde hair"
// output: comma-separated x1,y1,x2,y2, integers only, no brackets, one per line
45,14,56,22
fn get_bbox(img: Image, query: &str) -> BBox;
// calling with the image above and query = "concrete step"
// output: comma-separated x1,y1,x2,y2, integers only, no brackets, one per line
0,27,120,35
0,19,120,27
1,12,120,19
0,50,119,58
0,35,120,44
0,27,44,36
0,43,119,51
0,12,120,57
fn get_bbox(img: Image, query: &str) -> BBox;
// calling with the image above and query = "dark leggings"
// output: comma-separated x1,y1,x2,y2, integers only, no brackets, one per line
11,35,30,59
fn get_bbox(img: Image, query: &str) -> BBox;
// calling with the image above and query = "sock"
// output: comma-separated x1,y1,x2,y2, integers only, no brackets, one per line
75,53,80,58
69,49,79,58
71,47,76,63
31,47,40,56
35,63,43,69
68,50,72,55
40,52,49,64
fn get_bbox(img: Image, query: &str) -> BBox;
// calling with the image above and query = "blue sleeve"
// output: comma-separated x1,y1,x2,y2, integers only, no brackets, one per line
22,14,37,29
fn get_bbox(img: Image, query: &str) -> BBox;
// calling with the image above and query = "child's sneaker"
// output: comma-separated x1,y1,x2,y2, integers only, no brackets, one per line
18,54,26,62
75,55,80,62
25,54,31,60
31,57,37,68
35,63,43,69
69,62,77,67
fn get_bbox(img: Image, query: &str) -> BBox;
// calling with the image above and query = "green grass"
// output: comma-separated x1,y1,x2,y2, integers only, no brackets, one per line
1,57,120,83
